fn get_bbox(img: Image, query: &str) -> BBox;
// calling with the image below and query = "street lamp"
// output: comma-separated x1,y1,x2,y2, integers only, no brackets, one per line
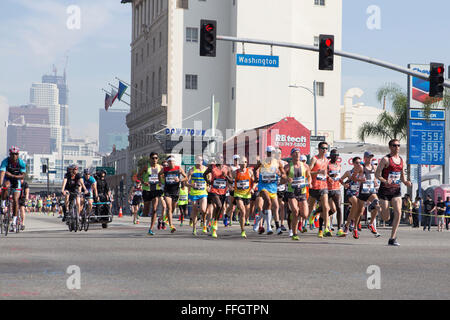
289,80,317,136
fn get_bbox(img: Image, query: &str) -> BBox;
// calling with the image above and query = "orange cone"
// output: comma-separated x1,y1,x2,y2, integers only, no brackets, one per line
118,207,123,218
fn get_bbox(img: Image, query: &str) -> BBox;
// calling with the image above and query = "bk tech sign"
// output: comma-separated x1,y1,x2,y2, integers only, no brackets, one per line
266,117,310,158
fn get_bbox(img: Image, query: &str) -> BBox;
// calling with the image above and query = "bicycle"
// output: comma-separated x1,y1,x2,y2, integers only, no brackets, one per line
0,197,11,236
66,192,80,232
80,195,92,232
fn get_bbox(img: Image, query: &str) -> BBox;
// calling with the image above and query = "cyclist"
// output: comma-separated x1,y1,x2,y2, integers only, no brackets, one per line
82,169,98,217
0,146,27,230
95,170,112,214
61,164,86,222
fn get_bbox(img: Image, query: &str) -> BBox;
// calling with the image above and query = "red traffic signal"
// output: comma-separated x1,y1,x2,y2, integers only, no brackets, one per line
200,20,217,57
319,34,334,71
429,62,445,98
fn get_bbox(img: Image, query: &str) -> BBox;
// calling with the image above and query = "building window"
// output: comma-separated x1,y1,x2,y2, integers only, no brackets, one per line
158,67,162,95
147,43,150,57
136,52,138,65
146,76,149,103
141,48,144,62
314,0,325,6
314,36,319,47
232,42,235,53
140,80,144,105
152,72,155,97
153,38,156,52
315,82,325,96
185,74,198,90
159,32,162,47
186,27,198,42
177,0,188,9
232,87,235,100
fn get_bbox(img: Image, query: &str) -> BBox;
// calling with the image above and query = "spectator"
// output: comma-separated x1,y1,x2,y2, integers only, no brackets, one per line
412,196,421,228
402,195,412,225
436,197,445,232
445,197,450,231
423,194,436,232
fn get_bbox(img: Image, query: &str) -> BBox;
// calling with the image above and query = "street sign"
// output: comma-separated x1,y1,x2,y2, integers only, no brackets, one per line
236,54,279,68
96,166,116,176
48,170,57,174
409,110,445,165
309,135,326,157
182,155,195,165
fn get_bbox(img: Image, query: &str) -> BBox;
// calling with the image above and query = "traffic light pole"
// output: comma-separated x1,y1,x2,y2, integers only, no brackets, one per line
216,35,450,88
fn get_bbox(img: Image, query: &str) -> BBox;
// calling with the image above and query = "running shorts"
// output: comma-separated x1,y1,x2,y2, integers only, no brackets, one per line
309,189,328,200
143,190,163,202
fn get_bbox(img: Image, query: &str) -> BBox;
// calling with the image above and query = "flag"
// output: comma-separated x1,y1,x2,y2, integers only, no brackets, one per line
111,88,118,105
118,81,128,101
105,93,112,111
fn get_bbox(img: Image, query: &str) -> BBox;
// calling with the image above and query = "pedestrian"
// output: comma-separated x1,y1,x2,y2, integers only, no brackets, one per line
436,197,445,232
445,197,450,231
412,196,421,228
422,194,436,232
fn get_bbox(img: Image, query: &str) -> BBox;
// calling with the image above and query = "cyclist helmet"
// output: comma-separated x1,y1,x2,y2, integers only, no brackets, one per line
9,146,20,154
83,169,90,175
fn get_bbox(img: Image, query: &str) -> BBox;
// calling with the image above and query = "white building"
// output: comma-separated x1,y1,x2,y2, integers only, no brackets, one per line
30,83,62,153
123,0,342,167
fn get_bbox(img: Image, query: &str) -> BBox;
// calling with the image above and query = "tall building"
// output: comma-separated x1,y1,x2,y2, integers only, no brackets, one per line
7,104,51,154
42,72,70,142
30,83,62,153
122,0,342,163
99,109,128,154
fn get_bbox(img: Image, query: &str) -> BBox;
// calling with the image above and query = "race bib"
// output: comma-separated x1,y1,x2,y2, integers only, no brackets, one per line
194,180,206,190
179,195,188,202
165,174,178,184
292,177,307,189
388,172,401,185
237,180,250,190
261,173,277,184
329,171,340,181
350,184,359,191
149,174,159,184
134,191,142,196
361,181,375,194
213,179,227,189
316,174,327,181
277,184,286,192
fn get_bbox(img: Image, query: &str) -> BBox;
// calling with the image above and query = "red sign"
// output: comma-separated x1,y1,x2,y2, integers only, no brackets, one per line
266,117,310,158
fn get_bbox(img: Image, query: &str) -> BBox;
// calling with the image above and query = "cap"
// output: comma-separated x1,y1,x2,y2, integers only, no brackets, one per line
167,157,176,162
364,151,374,158
233,154,240,160
266,146,275,153
330,149,339,157
300,155,307,161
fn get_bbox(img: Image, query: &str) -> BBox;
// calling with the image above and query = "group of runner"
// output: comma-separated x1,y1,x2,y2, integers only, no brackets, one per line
135,139,411,246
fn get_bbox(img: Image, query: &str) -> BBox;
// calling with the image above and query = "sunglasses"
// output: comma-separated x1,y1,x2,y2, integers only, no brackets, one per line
391,144,401,147
151,157,158,160
320,147,328,150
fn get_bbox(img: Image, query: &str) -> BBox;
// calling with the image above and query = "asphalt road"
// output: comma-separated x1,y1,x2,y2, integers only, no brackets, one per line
1,213,449,300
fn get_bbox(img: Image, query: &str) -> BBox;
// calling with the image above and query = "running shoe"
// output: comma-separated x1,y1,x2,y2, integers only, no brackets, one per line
349,221,354,232
157,218,162,230
302,227,308,233
202,226,207,234
136,219,140,225
245,220,250,226
336,229,346,237
289,230,293,237
212,230,218,238
267,228,274,235
189,220,193,227
292,235,300,241
324,229,332,237
308,214,315,226
241,231,247,239
368,224,379,235
258,226,265,234
170,226,176,233
180,222,183,227
280,225,287,232
162,221,167,230
21,225,25,231
358,223,362,231
192,229,197,236
223,215,229,227
353,229,359,239
163,215,169,223
147,229,154,236
318,230,324,238
388,238,400,246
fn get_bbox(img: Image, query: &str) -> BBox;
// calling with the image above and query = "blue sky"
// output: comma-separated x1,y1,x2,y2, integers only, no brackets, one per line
0,0,449,157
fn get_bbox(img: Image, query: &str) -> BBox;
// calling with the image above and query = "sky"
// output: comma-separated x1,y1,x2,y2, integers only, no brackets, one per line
0,0,449,158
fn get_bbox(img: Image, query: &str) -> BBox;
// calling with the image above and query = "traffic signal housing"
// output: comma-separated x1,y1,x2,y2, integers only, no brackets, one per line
42,164,47,173
319,34,334,71
200,20,216,57
429,62,445,98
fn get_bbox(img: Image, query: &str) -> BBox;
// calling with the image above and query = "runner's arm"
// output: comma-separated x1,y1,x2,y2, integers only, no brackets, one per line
180,168,188,183
375,157,389,184
202,165,212,184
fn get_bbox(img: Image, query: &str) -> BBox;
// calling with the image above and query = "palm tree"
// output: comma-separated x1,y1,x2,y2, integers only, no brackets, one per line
358,83,449,142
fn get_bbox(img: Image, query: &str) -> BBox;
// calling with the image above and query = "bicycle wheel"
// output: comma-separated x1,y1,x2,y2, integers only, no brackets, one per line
84,208,90,232
16,216,20,233
4,211,10,237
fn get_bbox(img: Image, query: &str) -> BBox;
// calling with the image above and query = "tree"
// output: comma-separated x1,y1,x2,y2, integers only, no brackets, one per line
358,83,449,142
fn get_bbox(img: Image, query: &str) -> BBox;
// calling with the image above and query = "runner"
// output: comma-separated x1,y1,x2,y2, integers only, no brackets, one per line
255,146,285,235
203,154,232,238
375,139,412,246
341,157,363,237
0,146,27,231
140,152,164,236
187,155,208,235
354,151,381,238
284,148,312,240
224,155,240,227
159,156,188,233
307,141,332,238
232,156,255,239
327,149,345,236
177,182,189,226
129,180,143,224
275,148,288,232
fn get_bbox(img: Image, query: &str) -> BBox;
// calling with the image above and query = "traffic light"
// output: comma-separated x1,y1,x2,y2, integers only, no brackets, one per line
42,164,47,173
200,20,216,57
319,34,334,71
429,62,445,98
